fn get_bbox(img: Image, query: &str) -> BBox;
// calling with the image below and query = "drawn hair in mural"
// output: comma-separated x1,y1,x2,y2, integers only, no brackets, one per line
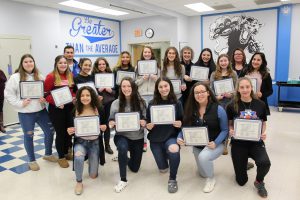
209,15,264,57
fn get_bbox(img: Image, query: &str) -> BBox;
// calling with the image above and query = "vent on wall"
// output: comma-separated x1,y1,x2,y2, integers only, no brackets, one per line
254,0,281,5
211,4,235,10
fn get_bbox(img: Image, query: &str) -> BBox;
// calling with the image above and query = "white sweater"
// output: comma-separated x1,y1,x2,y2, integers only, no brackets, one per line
4,73,45,113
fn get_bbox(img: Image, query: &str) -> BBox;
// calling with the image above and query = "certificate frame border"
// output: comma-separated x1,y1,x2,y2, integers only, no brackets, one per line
250,78,258,93
115,112,140,132
19,81,44,99
50,86,73,107
190,66,209,81
116,71,136,85
94,73,114,88
213,78,235,96
182,127,209,146
170,79,182,95
233,119,262,141
150,105,176,125
137,60,158,75
74,115,100,137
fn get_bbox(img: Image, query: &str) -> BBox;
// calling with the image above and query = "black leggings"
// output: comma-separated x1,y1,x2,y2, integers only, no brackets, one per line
0,98,3,112
231,140,271,185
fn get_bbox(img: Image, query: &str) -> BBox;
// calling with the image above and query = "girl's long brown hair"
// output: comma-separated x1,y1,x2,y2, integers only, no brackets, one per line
16,54,41,81
75,86,101,115
214,54,235,80
162,47,182,77
92,57,112,74
152,77,177,105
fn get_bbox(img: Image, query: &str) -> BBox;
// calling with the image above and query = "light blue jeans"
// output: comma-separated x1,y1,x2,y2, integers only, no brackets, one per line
74,138,100,182
193,144,224,178
18,109,54,162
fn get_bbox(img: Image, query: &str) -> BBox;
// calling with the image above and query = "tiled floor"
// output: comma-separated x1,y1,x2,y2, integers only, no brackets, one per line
0,107,299,200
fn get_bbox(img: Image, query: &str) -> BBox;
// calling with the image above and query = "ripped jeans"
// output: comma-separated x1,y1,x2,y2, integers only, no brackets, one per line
18,109,54,162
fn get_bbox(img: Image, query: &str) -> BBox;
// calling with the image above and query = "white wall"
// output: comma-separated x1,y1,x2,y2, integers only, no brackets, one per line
289,4,300,80
187,16,201,63
0,0,61,75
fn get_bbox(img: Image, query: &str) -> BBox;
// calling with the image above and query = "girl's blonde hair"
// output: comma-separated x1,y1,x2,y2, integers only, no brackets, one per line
52,55,74,87
114,51,133,71
214,54,235,80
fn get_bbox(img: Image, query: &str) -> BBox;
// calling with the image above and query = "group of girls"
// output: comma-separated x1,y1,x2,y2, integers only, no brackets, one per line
4,45,272,198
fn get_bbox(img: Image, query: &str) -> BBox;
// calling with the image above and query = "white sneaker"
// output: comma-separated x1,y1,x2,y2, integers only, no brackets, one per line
114,180,128,193
203,177,216,193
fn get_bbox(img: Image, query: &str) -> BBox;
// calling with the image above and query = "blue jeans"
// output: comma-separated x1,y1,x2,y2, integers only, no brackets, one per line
18,109,54,162
114,135,144,180
74,138,100,182
150,137,180,180
193,145,224,178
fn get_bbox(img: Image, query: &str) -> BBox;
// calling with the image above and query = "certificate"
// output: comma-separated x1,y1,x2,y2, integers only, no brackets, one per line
116,71,136,85
182,127,209,146
170,79,181,94
51,86,73,107
115,112,140,132
137,60,158,75
77,82,97,93
74,116,100,137
19,81,44,99
95,73,114,88
213,78,235,96
150,105,175,124
250,78,257,93
234,119,262,141
190,66,209,81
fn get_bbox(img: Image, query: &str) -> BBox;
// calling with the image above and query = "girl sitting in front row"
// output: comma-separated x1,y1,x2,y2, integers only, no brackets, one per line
67,86,107,195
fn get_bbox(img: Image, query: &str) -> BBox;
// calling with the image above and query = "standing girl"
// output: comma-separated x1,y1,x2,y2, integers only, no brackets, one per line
135,46,160,151
210,54,237,108
74,58,94,90
195,48,216,81
231,48,248,78
5,54,56,171
92,57,115,154
109,77,146,193
162,47,186,101
245,52,273,115
177,82,228,193
113,51,135,98
146,77,183,193
44,55,76,168
67,86,107,195
226,77,271,198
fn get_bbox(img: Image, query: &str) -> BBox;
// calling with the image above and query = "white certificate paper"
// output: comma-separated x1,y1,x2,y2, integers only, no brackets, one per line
213,78,234,96
51,86,73,107
234,119,262,141
77,82,97,93
20,81,44,99
150,105,175,124
116,71,136,85
182,127,209,146
170,79,181,94
137,60,158,75
74,116,100,137
95,73,114,88
250,78,257,93
115,112,140,132
190,66,209,81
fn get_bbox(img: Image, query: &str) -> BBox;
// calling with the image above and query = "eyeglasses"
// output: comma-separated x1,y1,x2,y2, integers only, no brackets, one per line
194,91,207,95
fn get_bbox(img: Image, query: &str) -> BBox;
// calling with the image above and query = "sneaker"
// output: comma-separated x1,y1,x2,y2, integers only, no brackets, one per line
203,177,216,193
43,155,58,162
58,158,69,168
254,181,268,198
105,144,114,154
28,161,40,171
114,180,128,193
74,183,83,195
159,168,169,173
112,156,118,161
247,162,255,170
168,180,178,193
143,143,147,152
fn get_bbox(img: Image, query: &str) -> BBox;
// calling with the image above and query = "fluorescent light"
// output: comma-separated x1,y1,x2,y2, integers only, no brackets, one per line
59,0,102,11
95,8,128,16
281,0,290,1
184,2,215,13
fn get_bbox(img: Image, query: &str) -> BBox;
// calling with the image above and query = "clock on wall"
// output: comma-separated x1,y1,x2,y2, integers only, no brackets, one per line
145,28,154,38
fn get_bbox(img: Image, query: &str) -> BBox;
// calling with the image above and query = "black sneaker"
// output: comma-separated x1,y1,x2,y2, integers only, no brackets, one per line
105,145,114,154
247,162,254,170
254,181,268,198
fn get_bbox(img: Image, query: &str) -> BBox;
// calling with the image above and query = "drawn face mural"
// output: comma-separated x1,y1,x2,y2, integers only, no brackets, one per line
209,15,264,57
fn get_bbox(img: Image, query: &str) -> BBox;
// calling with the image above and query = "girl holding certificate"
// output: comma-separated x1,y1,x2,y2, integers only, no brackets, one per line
231,48,248,78
195,48,216,80
67,86,107,195
92,57,116,154
177,82,228,193
113,51,135,98
245,52,273,115
162,47,186,101
73,58,94,92
210,54,237,108
226,77,271,198
108,77,147,193
44,55,76,168
180,46,196,108
5,54,57,171
135,46,160,152
146,77,183,193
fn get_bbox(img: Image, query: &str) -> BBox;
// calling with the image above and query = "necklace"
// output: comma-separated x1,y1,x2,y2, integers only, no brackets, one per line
241,100,252,110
